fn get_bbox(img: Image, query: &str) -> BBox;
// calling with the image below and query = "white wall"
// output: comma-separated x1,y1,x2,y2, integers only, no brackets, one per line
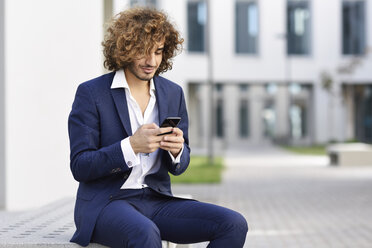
0,0,5,210
5,0,104,210
163,0,372,144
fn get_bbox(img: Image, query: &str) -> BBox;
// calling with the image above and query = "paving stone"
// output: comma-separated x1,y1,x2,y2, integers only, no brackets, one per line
2,146,372,247
172,149,372,248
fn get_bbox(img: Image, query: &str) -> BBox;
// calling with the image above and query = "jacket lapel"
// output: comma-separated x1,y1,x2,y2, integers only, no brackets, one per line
111,88,132,136
110,76,167,137
154,77,168,125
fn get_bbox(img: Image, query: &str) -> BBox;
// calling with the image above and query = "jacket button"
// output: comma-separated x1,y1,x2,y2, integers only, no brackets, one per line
176,164,180,170
109,195,113,199
123,174,128,179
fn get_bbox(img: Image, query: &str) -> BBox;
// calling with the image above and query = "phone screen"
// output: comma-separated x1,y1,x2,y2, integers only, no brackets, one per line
160,117,181,128
157,117,181,136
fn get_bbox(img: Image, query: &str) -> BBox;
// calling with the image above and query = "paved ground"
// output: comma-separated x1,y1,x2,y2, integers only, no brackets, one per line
173,146,372,248
1,145,371,247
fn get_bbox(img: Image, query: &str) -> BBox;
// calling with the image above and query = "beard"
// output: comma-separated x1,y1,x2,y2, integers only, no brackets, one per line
127,62,157,82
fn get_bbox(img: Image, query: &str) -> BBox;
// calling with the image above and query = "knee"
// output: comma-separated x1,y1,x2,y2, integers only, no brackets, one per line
125,221,162,248
221,211,248,235
232,212,248,234
134,222,161,240
212,211,248,247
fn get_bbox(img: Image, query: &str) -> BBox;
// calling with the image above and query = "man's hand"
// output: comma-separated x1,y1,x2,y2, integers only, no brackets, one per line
159,127,184,158
129,123,173,154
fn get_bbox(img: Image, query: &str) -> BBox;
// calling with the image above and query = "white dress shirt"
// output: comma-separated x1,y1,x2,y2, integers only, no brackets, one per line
111,69,183,189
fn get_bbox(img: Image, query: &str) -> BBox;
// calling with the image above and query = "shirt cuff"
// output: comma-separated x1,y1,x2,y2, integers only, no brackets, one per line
168,144,184,164
121,137,140,168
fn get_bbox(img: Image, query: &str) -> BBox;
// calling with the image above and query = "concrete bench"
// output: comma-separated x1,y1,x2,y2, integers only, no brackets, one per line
327,143,372,166
0,197,208,248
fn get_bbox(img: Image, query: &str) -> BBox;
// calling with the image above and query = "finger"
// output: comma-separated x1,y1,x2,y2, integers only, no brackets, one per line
160,141,182,150
163,136,183,143
157,127,173,135
145,127,171,138
142,123,159,129
159,145,171,151
171,127,183,136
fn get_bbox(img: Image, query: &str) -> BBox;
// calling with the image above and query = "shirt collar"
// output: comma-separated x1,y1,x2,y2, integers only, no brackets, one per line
111,69,155,94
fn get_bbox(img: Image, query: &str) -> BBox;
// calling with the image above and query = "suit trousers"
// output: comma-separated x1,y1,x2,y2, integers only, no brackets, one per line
91,187,248,248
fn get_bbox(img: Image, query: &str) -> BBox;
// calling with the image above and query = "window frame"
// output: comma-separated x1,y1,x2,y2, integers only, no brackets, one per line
187,0,207,53
341,0,367,56
286,0,312,56
235,0,260,56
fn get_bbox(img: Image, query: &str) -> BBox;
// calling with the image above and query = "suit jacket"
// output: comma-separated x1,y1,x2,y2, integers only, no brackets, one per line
68,71,190,246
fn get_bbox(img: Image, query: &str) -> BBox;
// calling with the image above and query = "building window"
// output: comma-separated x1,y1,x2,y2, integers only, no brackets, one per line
187,0,206,52
263,100,276,138
239,84,249,91
239,99,250,137
354,85,372,143
289,102,307,139
216,99,224,138
236,0,258,54
287,0,311,55
265,83,278,95
130,0,157,8
214,84,224,138
215,83,223,92
342,0,366,55
289,83,302,95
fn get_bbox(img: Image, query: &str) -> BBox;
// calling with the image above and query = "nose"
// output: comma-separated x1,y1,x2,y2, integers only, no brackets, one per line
145,53,156,66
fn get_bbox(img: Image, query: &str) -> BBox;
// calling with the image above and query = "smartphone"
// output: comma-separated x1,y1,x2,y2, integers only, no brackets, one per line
157,117,181,136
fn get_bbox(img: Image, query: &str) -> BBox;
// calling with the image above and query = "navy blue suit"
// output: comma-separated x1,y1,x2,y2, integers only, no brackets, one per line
68,72,248,247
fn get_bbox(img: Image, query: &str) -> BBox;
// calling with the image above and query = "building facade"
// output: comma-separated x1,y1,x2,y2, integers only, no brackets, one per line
0,0,371,210
121,0,372,151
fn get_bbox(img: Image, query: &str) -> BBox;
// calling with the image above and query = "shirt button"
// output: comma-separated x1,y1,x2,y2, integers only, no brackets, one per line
127,161,132,166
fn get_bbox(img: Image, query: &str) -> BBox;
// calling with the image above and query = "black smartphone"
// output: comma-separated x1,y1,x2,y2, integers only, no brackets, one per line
157,117,181,136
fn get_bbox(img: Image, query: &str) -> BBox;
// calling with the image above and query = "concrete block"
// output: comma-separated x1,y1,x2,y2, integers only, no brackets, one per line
328,143,372,166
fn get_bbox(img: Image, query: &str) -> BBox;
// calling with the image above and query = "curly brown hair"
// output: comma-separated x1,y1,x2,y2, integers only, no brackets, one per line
102,8,184,74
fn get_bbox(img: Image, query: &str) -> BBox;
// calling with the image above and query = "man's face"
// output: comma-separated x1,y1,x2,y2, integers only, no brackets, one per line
127,42,164,82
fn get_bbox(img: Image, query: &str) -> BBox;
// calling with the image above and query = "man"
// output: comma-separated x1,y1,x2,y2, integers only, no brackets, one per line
68,8,248,248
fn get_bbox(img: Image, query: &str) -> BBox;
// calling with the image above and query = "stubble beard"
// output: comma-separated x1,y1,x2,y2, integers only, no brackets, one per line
128,63,156,82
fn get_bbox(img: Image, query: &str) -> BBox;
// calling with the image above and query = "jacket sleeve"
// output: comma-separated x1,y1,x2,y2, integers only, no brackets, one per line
167,89,191,176
68,83,130,183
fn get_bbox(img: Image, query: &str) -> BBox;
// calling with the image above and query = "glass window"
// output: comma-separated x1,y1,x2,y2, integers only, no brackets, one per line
287,0,311,55
263,101,276,137
342,1,366,55
215,83,223,92
290,102,306,139
236,1,258,54
130,0,157,7
363,86,372,142
187,1,206,52
239,84,249,92
354,85,372,143
239,99,250,137
216,99,224,138
266,83,278,95
289,83,302,95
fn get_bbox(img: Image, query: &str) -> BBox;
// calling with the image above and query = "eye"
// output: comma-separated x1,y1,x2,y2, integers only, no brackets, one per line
155,47,164,55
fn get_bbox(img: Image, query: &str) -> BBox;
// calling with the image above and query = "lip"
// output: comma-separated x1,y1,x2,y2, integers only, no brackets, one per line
141,67,155,74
